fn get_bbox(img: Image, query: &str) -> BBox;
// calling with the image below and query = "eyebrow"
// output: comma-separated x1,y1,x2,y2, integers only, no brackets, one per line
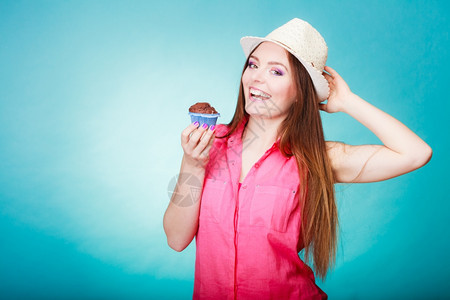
249,55,289,71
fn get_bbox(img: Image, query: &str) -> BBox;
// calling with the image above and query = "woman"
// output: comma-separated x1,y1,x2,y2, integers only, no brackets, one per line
163,19,432,299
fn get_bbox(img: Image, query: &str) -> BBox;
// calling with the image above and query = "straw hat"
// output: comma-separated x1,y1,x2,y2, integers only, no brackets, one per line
240,18,329,101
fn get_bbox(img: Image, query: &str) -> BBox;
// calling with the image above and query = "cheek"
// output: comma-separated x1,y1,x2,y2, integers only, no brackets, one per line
241,70,250,87
287,84,297,101
274,81,296,101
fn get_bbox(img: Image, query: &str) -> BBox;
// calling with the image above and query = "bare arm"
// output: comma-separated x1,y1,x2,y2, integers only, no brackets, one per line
163,122,216,251
321,66,432,183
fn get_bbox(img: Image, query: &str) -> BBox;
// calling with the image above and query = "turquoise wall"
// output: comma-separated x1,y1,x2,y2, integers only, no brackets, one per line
1,0,448,299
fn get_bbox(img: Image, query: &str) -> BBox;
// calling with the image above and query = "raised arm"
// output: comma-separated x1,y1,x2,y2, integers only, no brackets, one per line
321,66,432,183
163,122,216,251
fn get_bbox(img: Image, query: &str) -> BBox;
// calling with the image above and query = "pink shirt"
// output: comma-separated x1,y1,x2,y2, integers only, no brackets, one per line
193,117,327,299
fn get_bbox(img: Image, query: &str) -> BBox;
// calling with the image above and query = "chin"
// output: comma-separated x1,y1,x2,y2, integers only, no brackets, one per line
245,107,273,120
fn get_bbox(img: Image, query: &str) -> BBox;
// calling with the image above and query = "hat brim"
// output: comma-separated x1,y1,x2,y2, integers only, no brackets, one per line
240,36,329,101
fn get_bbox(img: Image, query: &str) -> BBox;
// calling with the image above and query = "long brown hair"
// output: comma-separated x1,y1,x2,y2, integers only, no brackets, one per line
217,45,338,280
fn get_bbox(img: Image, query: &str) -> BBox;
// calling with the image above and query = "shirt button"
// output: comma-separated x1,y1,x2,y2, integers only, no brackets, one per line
255,163,260,168
242,185,247,189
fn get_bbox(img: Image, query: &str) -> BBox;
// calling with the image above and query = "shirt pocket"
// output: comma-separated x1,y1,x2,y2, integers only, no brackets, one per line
250,185,298,233
200,178,227,223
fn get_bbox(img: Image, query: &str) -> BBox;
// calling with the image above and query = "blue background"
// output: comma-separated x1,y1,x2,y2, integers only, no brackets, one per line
1,0,448,299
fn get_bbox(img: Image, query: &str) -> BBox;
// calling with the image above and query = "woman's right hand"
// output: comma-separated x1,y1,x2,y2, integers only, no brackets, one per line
181,122,216,169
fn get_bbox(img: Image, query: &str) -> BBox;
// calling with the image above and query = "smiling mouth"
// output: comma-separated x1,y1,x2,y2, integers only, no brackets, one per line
250,87,272,101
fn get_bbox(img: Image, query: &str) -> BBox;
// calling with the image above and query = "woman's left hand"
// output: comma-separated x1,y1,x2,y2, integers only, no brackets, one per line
320,66,353,113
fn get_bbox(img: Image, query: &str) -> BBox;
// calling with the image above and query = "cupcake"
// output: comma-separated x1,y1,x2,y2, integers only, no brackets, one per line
188,102,220,127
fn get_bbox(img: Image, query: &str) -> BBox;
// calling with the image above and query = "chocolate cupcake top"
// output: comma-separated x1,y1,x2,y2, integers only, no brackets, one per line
189,102,218,114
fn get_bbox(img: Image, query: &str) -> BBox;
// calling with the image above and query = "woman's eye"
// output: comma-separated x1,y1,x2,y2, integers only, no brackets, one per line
270,69,283,76
248,61,257,69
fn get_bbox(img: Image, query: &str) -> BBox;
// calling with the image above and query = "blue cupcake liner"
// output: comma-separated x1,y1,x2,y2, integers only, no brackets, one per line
188,112,220,127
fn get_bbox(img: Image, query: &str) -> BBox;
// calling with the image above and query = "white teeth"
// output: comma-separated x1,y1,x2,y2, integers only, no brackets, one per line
250,88,271,98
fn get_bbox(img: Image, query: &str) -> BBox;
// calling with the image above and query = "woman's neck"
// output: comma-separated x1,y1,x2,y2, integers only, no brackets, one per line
242,116,283,150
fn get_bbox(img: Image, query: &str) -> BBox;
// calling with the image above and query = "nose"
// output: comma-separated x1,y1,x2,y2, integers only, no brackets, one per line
250,67,265,83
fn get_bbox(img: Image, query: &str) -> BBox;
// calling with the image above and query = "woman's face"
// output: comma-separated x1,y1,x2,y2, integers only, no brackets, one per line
242,42,297,120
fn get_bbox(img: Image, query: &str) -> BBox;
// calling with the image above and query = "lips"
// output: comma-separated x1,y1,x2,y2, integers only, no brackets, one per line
249,87,272,101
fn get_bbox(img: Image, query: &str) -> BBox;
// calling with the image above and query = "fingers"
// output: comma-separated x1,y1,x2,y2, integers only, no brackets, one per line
191,125,216,158
198,132,216,159
186,123,208,152
181,122,216,157
181,122,201,146
322,67,337,88
324,66,339,78
322,71,333,83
